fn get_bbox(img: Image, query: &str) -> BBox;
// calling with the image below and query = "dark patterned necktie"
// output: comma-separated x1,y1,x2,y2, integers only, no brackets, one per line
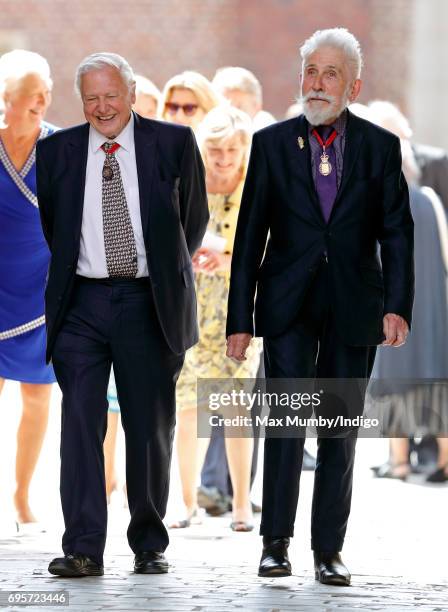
101,142,138,278
314,125,338,223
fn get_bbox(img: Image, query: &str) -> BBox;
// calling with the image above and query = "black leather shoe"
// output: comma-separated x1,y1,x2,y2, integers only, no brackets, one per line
258,537,292,577
48,554,104,577
314,551,350,586
134,551,169,574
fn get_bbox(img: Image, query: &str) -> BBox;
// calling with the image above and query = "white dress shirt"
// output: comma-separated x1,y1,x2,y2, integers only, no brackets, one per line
77,113,149,277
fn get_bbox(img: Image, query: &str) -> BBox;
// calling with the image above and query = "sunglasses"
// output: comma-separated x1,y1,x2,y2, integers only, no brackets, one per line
165,102,199,116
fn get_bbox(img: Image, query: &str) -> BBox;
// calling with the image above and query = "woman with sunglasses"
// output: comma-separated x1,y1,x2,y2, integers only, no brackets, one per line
159,71,221,131
171,106,261,532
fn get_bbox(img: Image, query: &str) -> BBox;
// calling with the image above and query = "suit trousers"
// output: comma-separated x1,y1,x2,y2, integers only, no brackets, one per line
52,276,184,564
260,259,376,552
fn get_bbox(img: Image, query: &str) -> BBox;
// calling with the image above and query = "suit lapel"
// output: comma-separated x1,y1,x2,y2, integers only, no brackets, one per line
288,115,324,222
133,112,157,242
333,110,364,206
66,123,89,253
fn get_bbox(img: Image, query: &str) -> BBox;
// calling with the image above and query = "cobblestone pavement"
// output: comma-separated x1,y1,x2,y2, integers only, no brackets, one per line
1,383,447,611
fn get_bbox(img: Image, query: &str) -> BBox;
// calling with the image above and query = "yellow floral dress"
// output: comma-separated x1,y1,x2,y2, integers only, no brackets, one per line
176,179,262,411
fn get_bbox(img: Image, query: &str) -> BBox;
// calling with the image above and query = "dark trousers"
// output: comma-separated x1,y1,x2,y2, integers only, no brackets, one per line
52,277,184,564
260,260,376,552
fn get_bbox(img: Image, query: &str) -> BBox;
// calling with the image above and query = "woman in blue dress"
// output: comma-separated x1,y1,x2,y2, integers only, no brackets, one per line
0,50,55,525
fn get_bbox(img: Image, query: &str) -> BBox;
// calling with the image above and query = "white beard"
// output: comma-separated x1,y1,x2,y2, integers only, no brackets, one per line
301,90,350,126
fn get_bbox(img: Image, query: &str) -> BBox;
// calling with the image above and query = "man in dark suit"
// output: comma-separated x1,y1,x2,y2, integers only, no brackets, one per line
226,28,414,585
36,53,208,577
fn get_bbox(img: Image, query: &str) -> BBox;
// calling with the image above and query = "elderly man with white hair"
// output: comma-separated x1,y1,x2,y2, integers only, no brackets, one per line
36,52,208,577
213,66,276,130
226,28,414,585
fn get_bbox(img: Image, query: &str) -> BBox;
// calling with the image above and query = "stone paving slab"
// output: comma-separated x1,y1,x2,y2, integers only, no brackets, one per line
1,525,447,612
1,384,448,610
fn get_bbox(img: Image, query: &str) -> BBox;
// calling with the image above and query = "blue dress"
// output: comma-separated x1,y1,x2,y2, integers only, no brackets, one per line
0,123,56,384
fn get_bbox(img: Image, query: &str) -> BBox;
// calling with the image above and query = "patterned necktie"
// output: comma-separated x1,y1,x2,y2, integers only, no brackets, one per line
101,142,138,278
314,125,338,223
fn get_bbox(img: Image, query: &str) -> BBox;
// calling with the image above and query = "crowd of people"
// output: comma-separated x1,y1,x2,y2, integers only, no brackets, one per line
0,27,447,584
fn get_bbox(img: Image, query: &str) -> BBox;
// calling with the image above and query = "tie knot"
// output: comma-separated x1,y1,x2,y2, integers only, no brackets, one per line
317,125,333,140
102,142,120,155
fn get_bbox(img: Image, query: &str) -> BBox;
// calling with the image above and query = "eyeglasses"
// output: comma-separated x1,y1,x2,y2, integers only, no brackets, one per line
165,102,199,116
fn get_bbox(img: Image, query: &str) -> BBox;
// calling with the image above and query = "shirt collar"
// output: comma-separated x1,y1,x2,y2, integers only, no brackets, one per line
89,112,134,154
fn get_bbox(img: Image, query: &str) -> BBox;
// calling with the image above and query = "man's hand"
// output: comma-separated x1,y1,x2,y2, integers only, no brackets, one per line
226,333,253,361
382,313,409,347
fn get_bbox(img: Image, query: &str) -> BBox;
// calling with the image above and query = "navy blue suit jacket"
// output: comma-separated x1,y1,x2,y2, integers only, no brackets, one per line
36,113,208,361
226,110,414,346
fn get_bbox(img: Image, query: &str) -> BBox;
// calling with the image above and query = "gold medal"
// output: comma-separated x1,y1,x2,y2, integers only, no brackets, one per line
319,151,332,176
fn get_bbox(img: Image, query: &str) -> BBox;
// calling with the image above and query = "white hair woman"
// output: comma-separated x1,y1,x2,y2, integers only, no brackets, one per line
0,49,55,527
133,74,160,119
159,71,221,131
172,106,261,531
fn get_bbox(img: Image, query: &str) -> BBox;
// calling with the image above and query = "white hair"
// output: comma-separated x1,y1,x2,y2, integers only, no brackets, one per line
197,105,253,169
0,49,52,95
349,102,372,121
212,67,262,104
75,52,135,97
300,28,363,80
368,100,413,139
135,75,160,100
367,100,419,184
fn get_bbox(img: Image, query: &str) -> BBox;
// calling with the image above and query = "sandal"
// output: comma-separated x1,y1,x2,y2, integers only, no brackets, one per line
230,520,254,532
169,508,201,529
373,461,410,480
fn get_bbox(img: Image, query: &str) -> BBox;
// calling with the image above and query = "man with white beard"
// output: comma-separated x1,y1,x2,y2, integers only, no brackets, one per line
226,28,414,585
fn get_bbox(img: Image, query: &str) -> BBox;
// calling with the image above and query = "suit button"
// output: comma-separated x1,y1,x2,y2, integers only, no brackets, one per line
67,264,72,270
57,295,62,301
224,223,230,228
224,206,230,211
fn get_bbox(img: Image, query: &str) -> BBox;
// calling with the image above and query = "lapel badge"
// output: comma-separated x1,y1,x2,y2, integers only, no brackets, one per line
297,136,305,150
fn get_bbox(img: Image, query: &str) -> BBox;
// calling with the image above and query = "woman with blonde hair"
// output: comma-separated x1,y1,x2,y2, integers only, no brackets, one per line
172,105,261,531
159,71,221,131
0,49,56,527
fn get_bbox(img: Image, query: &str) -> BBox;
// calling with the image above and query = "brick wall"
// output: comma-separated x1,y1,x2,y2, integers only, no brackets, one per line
0,0,411,126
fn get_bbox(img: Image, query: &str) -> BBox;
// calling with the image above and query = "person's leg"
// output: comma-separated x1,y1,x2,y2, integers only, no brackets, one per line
110,280,184,554
200,426,230,495
14,382,52,523
425,437,448,481
52,281,112,565
104,411,119,502
261,325,317,537
225,435,253,526
311,316,376,553
388,438,411,475
171,405,209,526
436,437,448,468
